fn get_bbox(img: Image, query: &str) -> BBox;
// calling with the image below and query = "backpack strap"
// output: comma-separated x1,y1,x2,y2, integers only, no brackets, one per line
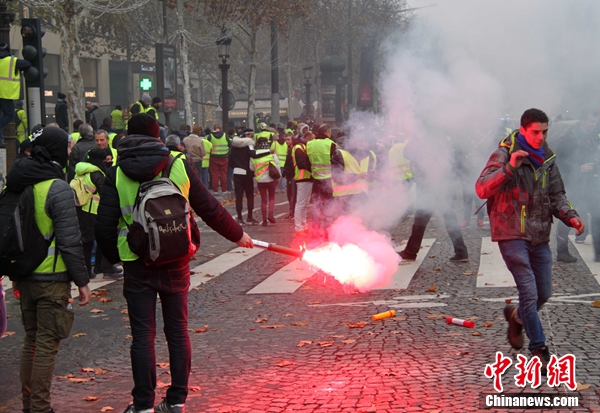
161,155,177,179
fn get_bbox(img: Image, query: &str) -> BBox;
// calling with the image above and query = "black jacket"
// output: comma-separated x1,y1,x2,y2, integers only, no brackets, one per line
55,100,69,131
229,137,255,174
94,135,243,277
69,134,96,181
5,157,88,286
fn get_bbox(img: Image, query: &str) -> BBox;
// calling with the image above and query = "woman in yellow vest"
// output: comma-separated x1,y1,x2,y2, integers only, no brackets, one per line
250,137,281,226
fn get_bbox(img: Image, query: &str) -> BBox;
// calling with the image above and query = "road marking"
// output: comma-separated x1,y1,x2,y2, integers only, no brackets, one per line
477,237,515,288
569,235,600,285
189,247,263,290
309,294,450,309
374,239,436,290
247,258,315,294
3,274,119,293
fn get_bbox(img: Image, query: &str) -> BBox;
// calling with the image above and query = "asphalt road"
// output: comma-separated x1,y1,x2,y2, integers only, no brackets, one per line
1,192,600,413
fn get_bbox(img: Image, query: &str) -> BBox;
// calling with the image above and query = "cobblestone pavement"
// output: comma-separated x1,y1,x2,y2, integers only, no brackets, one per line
2,193,600,413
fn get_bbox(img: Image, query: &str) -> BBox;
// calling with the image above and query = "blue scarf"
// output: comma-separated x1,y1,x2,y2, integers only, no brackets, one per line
516,133,545,169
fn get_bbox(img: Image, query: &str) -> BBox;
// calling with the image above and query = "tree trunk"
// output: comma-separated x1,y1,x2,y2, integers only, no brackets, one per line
246,28,257,130
58,1,86,127
177,0,192,127
285,36,293,123
314,43,322,124
126,31,134,105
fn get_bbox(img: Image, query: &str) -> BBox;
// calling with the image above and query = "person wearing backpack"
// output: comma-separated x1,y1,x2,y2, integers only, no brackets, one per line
4,126,91,413
94,114,253,413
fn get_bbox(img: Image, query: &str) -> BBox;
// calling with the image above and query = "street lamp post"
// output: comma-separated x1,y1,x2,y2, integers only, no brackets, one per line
216,29,231,129
303,65,312,119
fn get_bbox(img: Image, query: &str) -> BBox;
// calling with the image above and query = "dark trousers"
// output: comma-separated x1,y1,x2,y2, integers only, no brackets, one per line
311,179,334,230
123,273,191,410
405,208,468,257
234,173,255,220
557,210,600,259
287,178,297,215
209,158,228,192
0,98,15,141
258,181,277,221
19,281,73,413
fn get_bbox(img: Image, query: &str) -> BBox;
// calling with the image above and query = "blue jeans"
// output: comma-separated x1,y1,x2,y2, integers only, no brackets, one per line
498,240,552,352
0,98,16,141
123,272,191,410
200,166,210,188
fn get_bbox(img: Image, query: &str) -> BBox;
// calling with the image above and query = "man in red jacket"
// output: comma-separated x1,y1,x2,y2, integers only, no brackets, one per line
476,108,584,375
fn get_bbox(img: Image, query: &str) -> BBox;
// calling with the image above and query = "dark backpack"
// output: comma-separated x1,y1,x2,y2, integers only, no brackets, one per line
0,186,54,280
126,157,201,265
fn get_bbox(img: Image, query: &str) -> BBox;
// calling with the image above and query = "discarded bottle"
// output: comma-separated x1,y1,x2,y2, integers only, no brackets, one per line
372,310,396,321
446,316,475,328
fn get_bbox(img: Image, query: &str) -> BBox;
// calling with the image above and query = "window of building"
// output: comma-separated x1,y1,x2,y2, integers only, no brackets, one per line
80,58,98,88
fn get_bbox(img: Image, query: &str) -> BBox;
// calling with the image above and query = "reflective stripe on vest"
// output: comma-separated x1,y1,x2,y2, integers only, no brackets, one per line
292,143,311,181
271,141,287,167
306,138,334,180
0,56,20,100
210,134,229,156
251,152,275,181
332,150,370,197
114,158,190,261
33,179,67,274
389,142,413,181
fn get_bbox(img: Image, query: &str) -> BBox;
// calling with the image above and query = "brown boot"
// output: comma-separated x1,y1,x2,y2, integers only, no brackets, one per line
503,304,524,350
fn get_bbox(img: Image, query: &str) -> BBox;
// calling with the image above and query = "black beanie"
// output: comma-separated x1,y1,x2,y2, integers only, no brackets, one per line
127,114,160,137
152,96,162,104
30,126,69,168
57,92,66,99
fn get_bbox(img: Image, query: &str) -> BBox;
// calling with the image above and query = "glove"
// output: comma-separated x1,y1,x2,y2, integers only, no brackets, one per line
570,217,585,236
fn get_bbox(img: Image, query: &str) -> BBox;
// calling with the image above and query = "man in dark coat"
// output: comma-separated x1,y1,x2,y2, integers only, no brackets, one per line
55,92,69,132
94,114,252,413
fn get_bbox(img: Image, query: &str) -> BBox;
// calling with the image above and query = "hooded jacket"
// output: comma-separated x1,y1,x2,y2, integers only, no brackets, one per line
476,131,578,246
55,99,69,131
69,132,97,180
5,140,88,286
229,136,255,175
94,134,243,276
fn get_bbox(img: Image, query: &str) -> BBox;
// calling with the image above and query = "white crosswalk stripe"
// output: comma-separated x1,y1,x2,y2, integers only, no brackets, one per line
477,237,515,288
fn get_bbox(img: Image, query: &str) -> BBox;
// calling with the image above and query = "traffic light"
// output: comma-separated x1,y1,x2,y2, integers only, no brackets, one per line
20,18,47,88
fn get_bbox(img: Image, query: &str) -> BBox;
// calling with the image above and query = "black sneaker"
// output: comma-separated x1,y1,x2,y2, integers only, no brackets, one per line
398,250,417,261
556,253,577,263
262,221,268,227
236,218,246,227
155,399,184,413
503,304,523,349
532,346,551,376
268,216,276,224
247,218,259,225
449,254,469,262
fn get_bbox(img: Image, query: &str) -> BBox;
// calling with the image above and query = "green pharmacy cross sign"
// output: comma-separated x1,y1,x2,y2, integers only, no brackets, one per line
139,78,153,91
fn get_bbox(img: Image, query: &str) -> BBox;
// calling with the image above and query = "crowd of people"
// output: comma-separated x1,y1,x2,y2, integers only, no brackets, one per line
3,75,600,413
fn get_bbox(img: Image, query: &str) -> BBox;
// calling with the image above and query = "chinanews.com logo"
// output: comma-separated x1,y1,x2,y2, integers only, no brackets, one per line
480,351,585,409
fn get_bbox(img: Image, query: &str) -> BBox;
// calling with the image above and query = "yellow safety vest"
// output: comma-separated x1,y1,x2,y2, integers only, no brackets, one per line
209,133,229,156
292,143,311,181
388,142,413,181
254,130,274,143
71,132,81,143
271,141,288,167
74,162,105,215
201,139,212,167
115,158,190,261
332,150,374,197
306,138,335,180
111,109,124,130
0,56,20,100
33,179,67,274
16,109,27,142
251,152,275,181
